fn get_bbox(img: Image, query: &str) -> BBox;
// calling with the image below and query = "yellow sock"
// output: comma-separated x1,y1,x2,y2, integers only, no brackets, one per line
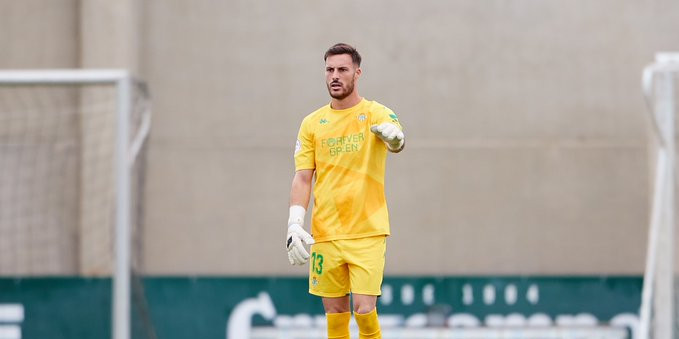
354,308,381,339
326,312,351,339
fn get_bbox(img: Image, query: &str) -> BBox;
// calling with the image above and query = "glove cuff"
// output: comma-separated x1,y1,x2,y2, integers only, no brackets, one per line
386,138,404,151
288,205,306,227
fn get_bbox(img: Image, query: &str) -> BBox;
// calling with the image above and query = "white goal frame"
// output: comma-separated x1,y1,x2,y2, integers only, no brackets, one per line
0,69,149,339
640,53,679,339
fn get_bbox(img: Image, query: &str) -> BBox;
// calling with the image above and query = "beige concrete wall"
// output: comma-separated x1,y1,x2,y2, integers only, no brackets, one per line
78,0,143,275
0,0,80,274
2,0,679,276
0,0,141,275
138,0,679,275
0,0,78,69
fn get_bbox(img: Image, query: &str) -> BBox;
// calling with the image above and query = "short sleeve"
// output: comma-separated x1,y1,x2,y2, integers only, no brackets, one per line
294,117,315,171
371,105,403,130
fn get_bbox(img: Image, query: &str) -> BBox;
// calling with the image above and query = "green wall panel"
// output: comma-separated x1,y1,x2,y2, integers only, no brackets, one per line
0,276,642,339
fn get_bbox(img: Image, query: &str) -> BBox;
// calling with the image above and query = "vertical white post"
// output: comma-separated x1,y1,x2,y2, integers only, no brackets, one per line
654,62,675,339
639,148,668,339
114,75,132,339
663,69,675,339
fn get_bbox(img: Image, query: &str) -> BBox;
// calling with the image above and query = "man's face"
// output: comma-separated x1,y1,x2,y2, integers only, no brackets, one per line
325,54,361,100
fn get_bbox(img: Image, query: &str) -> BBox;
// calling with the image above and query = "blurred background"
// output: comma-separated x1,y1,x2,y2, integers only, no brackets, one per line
1,1,678,339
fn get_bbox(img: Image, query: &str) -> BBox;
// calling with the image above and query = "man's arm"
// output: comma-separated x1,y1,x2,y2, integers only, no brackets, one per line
290,169,314,208
286,169,315,265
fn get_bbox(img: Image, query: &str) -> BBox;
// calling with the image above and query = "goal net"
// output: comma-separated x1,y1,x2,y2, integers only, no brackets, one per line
0,70,152,339
639,53,679,339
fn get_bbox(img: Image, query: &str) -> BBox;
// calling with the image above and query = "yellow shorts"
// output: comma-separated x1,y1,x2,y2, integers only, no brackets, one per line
308,235,386,298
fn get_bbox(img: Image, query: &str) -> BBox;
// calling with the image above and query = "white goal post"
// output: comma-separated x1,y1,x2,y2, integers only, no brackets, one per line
640,53,679,339
0,69,151,339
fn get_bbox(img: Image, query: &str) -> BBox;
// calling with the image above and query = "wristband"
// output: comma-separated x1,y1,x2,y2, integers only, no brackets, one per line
288,205,306,227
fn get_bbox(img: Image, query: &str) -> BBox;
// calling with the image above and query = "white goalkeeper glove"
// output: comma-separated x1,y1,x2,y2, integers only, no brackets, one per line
286,205,315,265
371,123,404,151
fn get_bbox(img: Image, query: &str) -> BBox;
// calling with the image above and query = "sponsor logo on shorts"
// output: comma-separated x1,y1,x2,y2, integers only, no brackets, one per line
312,276,319,287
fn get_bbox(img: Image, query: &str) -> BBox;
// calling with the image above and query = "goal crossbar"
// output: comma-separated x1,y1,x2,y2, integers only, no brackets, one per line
0,69,131,84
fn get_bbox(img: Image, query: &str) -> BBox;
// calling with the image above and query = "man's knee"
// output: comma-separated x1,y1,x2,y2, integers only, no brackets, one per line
352,294,377,314
323,296,351,313
326,304,351,313
353,303,376,314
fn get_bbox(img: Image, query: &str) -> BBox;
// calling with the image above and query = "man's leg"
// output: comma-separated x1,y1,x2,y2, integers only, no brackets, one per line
308,239,351,339
345,236,387,339
353,294,381,339
323,296,351,339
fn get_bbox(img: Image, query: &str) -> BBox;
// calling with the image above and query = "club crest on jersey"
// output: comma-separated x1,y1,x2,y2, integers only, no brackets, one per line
358,113,366,122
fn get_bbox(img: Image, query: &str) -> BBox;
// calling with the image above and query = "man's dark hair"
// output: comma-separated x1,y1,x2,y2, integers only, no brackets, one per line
324,43,361,67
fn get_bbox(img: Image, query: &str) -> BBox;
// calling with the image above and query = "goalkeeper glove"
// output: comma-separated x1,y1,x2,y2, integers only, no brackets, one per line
371,123,404,151
286,205,315,265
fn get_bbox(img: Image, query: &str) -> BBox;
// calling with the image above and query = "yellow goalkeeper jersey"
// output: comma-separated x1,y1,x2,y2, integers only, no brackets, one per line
294,99,402,242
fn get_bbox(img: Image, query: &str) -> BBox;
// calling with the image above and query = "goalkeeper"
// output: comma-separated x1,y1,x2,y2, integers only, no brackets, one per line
286,43,404,339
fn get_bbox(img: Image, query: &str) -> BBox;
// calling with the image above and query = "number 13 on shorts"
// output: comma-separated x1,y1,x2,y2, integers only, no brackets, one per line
308,236,386,298
311,252,324,274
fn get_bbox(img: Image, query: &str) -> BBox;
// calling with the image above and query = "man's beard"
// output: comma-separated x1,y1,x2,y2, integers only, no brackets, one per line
327,79,355,100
